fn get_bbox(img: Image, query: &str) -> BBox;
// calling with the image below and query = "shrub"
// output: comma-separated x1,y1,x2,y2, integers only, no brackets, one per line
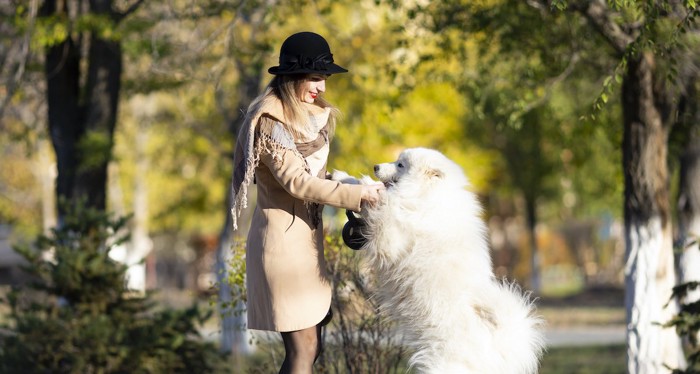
665,236,700,373
0,203,226,374
222,234,407,373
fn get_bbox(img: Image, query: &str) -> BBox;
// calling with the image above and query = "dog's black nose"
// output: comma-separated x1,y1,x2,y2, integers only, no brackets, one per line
374,165,379,172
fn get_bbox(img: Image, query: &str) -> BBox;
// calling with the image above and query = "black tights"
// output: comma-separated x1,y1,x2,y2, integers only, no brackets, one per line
279,324,322,374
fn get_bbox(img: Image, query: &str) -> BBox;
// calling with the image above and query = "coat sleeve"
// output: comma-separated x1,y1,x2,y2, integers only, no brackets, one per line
259,147,364,212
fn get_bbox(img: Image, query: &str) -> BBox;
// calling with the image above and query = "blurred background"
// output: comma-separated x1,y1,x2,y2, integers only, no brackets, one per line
2,0,699,373
0,0,627,300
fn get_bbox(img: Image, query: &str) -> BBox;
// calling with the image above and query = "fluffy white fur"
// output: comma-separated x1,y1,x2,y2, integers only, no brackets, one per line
334,148,545,374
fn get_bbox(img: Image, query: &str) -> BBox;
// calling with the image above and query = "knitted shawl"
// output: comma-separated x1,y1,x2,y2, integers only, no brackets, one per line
230,96,330,230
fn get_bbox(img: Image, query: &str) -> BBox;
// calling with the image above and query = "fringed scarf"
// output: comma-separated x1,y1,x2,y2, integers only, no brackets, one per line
230,97,331,231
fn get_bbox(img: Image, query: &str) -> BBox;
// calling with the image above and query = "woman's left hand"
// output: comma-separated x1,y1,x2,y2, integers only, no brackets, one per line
360,183,385,206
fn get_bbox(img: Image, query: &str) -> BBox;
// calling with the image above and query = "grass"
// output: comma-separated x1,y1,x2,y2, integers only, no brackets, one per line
218,289,630,373
231,344,627,373
540,344,626,374
2,286,629,373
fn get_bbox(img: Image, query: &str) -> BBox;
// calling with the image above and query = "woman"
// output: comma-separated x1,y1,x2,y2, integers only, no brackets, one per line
230,31,383,373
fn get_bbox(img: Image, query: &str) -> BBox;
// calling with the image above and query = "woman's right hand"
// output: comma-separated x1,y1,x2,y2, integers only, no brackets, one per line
360,183,385,206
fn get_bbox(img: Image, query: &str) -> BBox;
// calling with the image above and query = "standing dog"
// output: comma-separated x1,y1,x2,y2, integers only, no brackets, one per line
335,148,544,373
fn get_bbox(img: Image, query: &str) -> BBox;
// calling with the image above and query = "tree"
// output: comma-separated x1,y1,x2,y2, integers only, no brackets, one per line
665,77,700,365
383,0,616,291
38,0,146,217
0,1,38,121
0,202,224,373
566,2,690,371
387,0,696,371
674,71,700,297
534,1,700,371
212,2,276,357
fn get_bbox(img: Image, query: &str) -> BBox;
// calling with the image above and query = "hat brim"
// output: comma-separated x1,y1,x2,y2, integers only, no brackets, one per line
268,63,348,75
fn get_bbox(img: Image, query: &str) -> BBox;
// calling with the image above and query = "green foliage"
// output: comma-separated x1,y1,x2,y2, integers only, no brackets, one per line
384,0,626,221
664,238,700,373
539,344,626,373
0,202,225,373
320,235,407,373
220,234,407,373
213,240,246,315
31,14,70,49
77,130,114,173
29,11,121,51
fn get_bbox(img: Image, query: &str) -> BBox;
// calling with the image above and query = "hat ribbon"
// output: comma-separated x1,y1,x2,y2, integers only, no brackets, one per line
279,52,334,72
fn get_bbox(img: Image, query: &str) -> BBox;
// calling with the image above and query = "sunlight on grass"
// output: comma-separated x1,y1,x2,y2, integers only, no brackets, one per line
234,344,627,374
540,265,585,297
540,344,625,374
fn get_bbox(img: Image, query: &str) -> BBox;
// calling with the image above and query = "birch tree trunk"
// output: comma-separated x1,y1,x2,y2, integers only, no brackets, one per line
215,42,265,358
125,125,152,293
676,79,700,303
622,51,684,373
37,139,57,234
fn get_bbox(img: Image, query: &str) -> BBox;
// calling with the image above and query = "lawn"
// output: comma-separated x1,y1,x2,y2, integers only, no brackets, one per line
538,288,626,373
225,288,631,373
233,344,627,373
540,344,626,374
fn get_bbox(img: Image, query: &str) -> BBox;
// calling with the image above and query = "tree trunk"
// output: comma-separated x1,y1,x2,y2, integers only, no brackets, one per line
43,1,81,216
216,132,256,358
676,77,700,304
37,138,57,234
525,197,541,293
622,51,683,373
41,0,121,217
76,37,121,210
678,134,700,246
126,126,152,293
214,10,268,355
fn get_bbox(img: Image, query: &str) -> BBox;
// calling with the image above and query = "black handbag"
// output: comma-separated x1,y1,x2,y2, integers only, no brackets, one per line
341,210,367,250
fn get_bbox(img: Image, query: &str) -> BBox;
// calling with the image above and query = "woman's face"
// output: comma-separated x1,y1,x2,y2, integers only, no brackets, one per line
298,74,328,104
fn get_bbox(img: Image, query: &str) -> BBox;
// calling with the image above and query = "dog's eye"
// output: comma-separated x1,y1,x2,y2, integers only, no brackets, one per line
397,163,404,168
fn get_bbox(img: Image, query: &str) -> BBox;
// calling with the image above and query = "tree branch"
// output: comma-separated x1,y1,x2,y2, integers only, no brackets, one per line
518,52,581,117
571,0,634,55
0,0,39,124
115,0,145,23
527,0,634,55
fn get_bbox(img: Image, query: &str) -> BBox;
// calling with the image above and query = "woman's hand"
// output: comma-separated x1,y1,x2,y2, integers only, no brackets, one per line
360,183,385,206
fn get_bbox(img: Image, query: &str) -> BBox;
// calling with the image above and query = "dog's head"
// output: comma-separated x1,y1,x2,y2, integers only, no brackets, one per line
374,148,468,191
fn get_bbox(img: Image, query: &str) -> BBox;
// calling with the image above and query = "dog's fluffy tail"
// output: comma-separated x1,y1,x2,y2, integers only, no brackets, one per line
493,281,546,374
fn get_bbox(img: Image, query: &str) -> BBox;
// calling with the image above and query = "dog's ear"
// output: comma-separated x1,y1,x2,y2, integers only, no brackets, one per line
425,167,444,180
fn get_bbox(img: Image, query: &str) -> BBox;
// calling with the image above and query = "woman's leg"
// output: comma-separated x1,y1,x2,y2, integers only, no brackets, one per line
279,324,322,374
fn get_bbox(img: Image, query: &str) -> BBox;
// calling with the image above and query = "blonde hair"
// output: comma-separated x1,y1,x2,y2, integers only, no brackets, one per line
247,75,339,141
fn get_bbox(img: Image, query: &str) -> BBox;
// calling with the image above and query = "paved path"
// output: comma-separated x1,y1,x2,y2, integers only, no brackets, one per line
545,326,625,347
205,326,628,350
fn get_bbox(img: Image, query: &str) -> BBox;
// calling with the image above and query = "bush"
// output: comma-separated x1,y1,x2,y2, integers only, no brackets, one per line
665,236,700,373
0,203,226,374
224,234,408,373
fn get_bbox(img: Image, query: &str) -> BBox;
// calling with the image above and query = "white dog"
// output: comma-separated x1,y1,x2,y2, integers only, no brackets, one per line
334,148,545,374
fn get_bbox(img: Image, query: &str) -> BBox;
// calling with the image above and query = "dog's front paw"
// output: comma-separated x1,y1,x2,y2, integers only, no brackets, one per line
332,170,361,184
359,175,378,185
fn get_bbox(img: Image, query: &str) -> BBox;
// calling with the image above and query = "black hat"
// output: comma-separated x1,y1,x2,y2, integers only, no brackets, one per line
268,32,348,75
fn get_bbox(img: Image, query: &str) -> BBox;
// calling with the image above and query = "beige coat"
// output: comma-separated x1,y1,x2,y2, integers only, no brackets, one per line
244,101,363,332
